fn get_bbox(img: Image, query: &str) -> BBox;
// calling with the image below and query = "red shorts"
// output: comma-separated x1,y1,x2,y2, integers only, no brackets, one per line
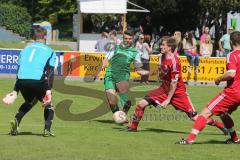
206,91,240,115
146,86,196,114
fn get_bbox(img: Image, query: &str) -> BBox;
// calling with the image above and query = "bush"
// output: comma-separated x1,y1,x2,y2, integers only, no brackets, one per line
0,3,32,38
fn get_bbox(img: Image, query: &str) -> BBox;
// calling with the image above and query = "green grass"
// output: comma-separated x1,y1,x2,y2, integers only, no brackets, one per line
0,41,71,51
0,79,240,160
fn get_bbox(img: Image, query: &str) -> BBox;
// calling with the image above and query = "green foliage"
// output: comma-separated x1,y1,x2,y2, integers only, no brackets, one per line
36,0,77,25
0,3,32,38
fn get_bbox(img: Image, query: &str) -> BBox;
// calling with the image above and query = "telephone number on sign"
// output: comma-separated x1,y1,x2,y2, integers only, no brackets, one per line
0,64,18,70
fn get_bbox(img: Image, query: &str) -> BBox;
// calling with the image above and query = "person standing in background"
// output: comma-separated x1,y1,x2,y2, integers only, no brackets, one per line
219,27,233,56
135,34,153,84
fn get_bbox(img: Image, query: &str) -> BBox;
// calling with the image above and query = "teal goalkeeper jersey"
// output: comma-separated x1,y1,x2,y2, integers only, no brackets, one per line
104,45,142,81
17,42,56,80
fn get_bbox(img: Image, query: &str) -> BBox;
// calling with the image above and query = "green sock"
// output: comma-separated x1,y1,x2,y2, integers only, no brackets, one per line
119,93,129,108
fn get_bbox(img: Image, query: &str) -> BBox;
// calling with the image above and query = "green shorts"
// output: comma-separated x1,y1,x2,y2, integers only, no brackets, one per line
104,76,129,90
104,76,116,90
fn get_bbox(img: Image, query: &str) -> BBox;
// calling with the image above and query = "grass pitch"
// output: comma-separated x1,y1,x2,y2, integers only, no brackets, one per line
0,79,240,160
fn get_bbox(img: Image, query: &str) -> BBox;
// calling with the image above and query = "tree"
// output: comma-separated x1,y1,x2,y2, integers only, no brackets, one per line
34,0,77,25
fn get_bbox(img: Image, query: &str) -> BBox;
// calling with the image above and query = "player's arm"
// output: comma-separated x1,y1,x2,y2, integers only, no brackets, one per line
94,51,112,79
133,52,150,75
162,80,178,107
215,71,235,85
42,51,56,105
46,51,57,89
160,62,180,108
135,67,149,75
45,66,55,89
215,54,236,85
2,53,22,105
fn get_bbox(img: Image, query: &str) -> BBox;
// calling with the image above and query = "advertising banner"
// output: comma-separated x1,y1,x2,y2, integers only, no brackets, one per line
0,49,20,74
63,52,81,76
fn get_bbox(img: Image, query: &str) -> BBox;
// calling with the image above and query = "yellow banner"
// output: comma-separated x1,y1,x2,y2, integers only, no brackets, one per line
65,52,227,82
79,53,105,78
179,57,226,82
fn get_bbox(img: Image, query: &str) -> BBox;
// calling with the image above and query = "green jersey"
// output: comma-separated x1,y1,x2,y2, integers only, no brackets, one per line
104,45,142,82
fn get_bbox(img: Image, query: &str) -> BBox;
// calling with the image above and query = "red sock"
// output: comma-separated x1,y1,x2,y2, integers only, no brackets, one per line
187,115,207,142
206,118,224,129
221,115,239,142
131,105,145,129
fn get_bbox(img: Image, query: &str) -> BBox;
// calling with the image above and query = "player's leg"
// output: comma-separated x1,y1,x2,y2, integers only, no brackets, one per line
104,77,119,113
127,87,167,131
105,89,119,113
10,81,38,135
220,112,239,143
172,93,225,132
126,98,149,131
176,107,212,144
173,93,212,144
43,103,55,137
194,55,200,81
177,92,235,144
36,83,55,137
14,99,37,127
116,81,131,114
185,52,194,82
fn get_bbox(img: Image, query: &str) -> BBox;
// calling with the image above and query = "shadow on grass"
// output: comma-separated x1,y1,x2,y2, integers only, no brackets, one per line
17,132,43,136
142,128,224,136
142,128,189,134
92,120,114,124
0,132,43,137
195,140,225,144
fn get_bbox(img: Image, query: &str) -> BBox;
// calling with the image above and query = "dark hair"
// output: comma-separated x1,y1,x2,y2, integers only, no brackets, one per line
230,31,240,46
185,31,193,46
110,30,117,36
33,26,47,40
162,36,177,52
124,30,134,37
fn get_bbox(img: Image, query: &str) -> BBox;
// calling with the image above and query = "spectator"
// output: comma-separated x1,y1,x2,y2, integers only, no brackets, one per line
173,31,183,56
95,32,110,52
218,27,233,56
109,30,121,45
200,26,210,45
135,34,153,84
183,31,199,82
200,35,213,57
93,19,102,33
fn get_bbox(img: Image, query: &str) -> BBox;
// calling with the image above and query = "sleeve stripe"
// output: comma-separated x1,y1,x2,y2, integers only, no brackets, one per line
172,57,178,72
227,70,236,73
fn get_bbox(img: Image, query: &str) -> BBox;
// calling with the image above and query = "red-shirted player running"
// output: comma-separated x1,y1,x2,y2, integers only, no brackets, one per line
124,36,226,134
176,31,240,144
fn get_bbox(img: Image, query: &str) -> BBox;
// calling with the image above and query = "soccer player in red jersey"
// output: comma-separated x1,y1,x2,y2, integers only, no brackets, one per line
124,36,226,133
176,31,240,144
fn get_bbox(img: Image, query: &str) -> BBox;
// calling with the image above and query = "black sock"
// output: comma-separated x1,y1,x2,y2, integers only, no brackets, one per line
44,105,54,131
110,105,119,113
15,102,33,126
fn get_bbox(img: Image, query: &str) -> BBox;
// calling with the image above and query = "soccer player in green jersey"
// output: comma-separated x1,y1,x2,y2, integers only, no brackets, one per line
95,30,149,115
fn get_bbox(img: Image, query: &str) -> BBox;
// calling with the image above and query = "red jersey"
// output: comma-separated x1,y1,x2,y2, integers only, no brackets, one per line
158,54,186,94
224,50,240,95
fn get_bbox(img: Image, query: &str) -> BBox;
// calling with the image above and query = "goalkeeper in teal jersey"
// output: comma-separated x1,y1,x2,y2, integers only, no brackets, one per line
3,26,56,137
95,30,149,114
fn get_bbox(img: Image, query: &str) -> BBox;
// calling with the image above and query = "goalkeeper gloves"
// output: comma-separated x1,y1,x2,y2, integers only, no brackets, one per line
3,91,17,105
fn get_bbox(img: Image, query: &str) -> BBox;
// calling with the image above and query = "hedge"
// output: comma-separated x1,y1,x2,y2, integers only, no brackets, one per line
0,3,32,38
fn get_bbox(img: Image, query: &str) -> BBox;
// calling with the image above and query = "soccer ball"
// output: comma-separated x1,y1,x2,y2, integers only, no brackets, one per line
112,111,127,124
